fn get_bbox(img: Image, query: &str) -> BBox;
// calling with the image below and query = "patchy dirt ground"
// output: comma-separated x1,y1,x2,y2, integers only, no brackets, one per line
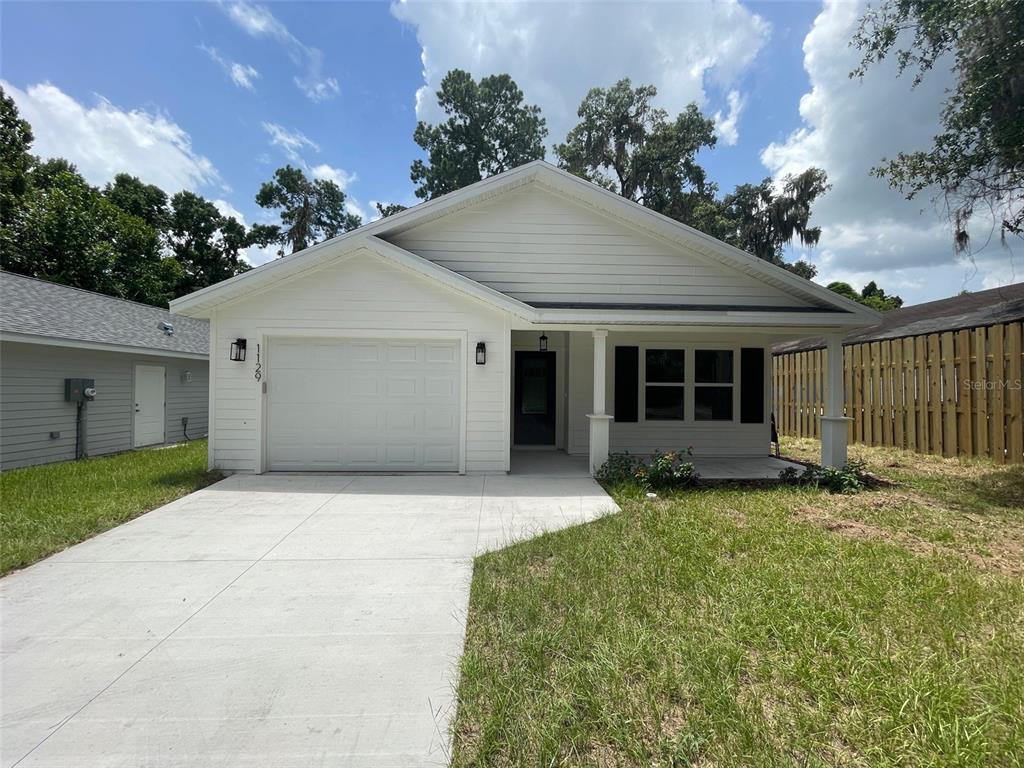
781,438,1024,576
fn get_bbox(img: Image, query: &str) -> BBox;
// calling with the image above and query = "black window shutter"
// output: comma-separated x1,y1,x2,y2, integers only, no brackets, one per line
614,346,639,423
740,347,765,423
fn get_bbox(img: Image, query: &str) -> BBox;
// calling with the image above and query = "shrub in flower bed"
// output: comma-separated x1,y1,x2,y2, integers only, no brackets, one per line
596,449,698,492
778,459,869,494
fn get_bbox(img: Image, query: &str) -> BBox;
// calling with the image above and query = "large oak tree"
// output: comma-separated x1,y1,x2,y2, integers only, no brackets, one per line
411,70,547,200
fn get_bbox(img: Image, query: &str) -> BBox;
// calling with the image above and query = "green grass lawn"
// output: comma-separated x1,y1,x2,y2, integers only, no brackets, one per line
453,442,1024,766
1,440,219,574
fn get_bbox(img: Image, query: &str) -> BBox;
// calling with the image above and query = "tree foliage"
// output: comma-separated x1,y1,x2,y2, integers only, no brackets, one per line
411,70,547,200
0,85,252,306
103,173,169,231
375,202,408,218
166,191,251,294
851,0,1024,248
710,170,831,265
255,165,361,253
557,79,830,278
827,280,904,311
556,79,717,220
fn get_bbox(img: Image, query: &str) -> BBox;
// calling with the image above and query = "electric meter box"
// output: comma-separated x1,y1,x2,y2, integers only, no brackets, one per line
65,378,96,402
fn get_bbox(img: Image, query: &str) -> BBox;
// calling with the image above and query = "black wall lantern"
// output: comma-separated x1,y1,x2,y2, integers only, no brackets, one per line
475,342,486,365
229,338,247,362
539,333,548,351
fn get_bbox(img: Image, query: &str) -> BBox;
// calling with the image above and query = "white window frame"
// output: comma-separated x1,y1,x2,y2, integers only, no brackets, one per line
692,345,739,423
639,344,687,424
636,343,742,426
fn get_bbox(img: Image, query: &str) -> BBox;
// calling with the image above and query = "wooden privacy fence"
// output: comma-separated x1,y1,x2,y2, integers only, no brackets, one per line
773,321,1024,463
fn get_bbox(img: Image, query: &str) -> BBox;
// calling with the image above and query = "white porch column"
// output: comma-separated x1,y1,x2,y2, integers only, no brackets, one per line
587,329,612,475
820,333,851,467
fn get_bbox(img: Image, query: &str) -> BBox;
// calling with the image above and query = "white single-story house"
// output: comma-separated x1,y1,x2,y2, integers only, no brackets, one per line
170,161,878,476
0,272,210,469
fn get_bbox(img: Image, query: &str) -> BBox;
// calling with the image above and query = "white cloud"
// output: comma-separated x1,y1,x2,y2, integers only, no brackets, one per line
759,0,1020,303
310,163,356,190
220,1,339,103
262,122,319,163
212,198,246,223
3,80,218,193
242,243,281,266
200,45,260,91
391,0,769,146
713,90,745,146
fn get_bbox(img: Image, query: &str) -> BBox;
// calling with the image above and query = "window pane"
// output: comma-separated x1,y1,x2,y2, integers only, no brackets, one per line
695,350,733,383
645,386,684,420
694,386,733,421
645,349,685,383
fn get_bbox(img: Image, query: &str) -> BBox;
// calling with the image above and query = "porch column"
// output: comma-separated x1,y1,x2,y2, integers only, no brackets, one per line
820,333,851,467
587,329,612,475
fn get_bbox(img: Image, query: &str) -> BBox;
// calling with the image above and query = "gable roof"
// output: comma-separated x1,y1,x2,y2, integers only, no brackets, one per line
773,282,1024,354
170,161,880,326
0,271,209,357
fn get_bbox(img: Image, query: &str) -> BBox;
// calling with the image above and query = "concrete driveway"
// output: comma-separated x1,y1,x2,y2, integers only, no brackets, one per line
1,472,616,767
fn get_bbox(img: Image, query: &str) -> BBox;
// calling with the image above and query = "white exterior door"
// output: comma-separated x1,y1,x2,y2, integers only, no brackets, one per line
133,365,165,447
267,338,462,471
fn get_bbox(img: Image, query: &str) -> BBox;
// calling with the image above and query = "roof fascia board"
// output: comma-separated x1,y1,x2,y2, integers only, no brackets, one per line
510,322,872,338
531,308,874,327
0,332,208,360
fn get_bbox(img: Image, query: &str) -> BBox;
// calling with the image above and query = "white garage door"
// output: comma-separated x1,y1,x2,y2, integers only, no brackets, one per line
267,337,462,471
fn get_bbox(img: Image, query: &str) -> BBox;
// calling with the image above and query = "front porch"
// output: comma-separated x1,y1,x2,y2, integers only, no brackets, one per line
510,449,805,480
508,328,849,477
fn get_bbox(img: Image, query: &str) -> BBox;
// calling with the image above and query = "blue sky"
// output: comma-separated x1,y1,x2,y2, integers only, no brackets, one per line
2,1,1019,303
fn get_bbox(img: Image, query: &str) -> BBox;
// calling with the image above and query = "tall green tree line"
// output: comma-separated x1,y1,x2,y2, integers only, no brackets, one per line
393,70,900,308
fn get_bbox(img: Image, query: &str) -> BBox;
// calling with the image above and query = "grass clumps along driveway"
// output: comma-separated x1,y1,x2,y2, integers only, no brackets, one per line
452,440,1024,766
1,439,219,574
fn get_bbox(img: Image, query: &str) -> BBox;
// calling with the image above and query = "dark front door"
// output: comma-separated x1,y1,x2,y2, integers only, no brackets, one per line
514,351,556,446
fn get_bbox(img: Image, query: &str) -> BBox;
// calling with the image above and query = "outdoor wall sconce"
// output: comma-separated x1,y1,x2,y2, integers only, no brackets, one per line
475,342,486,365
539,333,548,351
181,370,193,384
229,338,247,362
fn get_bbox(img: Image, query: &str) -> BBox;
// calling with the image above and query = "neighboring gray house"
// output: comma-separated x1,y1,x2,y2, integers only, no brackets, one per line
0,271,210,469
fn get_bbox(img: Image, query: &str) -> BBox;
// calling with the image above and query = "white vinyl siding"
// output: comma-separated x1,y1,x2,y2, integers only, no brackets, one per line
386,187,811,308
0,341,208,469
209,250,508,474
568,332,770,458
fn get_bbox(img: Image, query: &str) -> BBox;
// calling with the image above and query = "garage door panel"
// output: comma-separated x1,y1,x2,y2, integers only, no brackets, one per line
425,344,457,365
268,338,461,471
424,376,456,399
423,444,457,466
425,409,459,433
349,341,384,363
385,377,419,398
386,343,419,363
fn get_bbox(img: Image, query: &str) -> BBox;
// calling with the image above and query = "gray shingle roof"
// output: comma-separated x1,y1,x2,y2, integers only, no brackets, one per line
0,271,208,356
773,282,1024,355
